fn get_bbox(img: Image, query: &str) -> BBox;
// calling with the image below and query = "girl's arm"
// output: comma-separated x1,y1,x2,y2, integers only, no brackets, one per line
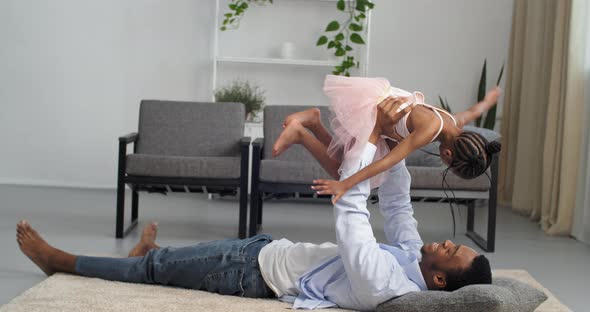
453,87,501,128
313,123,436,204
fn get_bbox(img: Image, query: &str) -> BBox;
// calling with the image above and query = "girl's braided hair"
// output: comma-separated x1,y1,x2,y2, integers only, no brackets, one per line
450,131,501,179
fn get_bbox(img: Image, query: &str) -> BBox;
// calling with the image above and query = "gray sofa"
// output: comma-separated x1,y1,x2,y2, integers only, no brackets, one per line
250,105,500,251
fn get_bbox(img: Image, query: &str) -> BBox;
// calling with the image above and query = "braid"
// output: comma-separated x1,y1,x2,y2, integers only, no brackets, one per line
451,132,501,179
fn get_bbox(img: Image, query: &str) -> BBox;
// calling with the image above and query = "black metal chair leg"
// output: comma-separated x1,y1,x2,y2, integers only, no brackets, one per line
257,195,263,227
131,189,139,221
238,187,248,239
116,182,125,239
249,191,260,237
467,200,475,232
465,154,499,252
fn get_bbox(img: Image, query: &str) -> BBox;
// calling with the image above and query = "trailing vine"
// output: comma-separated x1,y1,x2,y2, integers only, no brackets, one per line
316,0,374,76
220,0,273,31
220,0,374,77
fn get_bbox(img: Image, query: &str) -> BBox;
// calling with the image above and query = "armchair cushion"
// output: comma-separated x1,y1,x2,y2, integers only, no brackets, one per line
408,166,491,191
259,159,332,184
126,154,241,179
136,100,245,157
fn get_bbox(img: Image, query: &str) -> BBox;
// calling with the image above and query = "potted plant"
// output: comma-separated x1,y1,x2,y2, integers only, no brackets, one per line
214,79,265,121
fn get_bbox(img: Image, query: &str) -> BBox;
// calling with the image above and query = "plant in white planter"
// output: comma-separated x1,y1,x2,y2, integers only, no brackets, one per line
214,79,265,121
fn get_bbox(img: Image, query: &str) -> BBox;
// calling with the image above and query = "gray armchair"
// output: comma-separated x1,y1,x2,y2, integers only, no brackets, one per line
116,100,250,239
250,105,500,252
249,105,333,237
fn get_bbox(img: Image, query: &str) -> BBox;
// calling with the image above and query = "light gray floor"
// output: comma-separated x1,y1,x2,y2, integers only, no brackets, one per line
0,185,588,311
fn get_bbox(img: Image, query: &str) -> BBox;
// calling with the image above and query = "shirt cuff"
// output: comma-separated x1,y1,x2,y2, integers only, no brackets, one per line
359,142,377,165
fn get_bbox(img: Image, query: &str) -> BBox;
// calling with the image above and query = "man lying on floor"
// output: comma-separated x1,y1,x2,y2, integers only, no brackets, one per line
16,105,492,311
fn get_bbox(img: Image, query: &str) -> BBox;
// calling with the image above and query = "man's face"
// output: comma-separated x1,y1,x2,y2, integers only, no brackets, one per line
421,240,479,274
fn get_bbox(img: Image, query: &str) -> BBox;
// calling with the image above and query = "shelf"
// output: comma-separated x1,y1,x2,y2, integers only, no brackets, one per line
217,56,339,67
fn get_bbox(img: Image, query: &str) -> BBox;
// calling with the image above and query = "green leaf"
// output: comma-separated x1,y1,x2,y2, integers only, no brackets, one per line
220,26,227,31
475,59,487,127
345,71,350,77
367,1,375,9
328,41,336,49
359,12,366,19
483,104,496,130
332,70,340,75
337,0,345,11
223,19,228,25
240,2,248,9
350,33,365,44
335,49,345,56
225,13,233,17
335,33,344,41
229,4,237,10
326,21,340,32
345,45,353,51
482,64,505,130
496,63,504,86
349,23,363,31
356,0,367,12
316,36,328,46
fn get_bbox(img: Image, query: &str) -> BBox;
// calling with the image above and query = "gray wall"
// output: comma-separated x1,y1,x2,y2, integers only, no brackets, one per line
0,0,513,188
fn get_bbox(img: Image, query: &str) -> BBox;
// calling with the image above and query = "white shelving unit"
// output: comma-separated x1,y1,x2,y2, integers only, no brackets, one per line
217,56,340,67
211,0,372,102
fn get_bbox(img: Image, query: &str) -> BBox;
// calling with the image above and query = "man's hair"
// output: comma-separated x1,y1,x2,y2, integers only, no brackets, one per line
442,255,492,291
450,132,501,179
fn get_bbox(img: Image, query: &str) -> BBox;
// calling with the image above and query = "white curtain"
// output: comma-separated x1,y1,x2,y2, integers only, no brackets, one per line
573,0,590,244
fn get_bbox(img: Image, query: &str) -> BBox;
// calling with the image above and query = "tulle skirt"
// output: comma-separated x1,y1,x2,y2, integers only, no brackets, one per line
323,75,414,188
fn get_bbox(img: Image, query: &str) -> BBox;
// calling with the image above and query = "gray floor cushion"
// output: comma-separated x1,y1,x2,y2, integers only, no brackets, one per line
377,277,547,312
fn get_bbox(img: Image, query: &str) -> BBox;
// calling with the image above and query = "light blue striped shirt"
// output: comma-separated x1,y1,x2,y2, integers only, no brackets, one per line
285,142,427,310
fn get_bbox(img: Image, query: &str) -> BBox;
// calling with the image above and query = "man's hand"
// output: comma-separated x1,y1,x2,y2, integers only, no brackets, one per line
312,179,351,204
377,96,415,127
373,96,416,140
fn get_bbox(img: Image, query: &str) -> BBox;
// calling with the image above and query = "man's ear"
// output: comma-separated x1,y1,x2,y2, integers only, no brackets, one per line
432,271,447,290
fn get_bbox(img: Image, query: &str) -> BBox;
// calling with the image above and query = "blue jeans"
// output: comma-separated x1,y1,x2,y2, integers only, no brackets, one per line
75,234,275,298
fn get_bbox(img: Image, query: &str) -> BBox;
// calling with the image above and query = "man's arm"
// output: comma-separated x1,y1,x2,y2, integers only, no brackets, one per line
377,157,423,249
333,143,418,306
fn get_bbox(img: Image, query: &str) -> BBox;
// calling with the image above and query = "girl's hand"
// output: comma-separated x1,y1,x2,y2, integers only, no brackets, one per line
312,179,351,204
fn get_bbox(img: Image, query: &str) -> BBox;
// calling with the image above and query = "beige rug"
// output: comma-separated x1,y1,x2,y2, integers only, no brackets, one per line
0,270,570,312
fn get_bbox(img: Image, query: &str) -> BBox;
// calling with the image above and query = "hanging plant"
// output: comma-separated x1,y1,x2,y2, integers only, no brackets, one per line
316,0,374,76
220,0,374,77
220,0,273,31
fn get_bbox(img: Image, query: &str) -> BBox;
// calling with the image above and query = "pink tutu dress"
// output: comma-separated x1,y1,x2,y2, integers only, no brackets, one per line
323,75,425,188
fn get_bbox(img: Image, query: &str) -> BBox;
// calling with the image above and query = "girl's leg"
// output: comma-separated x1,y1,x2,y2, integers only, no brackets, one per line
272,119,341,180
282,108,333,146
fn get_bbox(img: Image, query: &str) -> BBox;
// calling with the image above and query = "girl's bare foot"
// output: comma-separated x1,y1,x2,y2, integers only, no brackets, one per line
283,108,321,129
483,87,501,104
128,222,160,257
272,119,305,157
16,220,59,275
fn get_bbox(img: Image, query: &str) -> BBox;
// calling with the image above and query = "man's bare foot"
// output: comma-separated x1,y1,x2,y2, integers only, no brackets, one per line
16,220,57,275
283,108,321,129
128,222,160,257
272,119,305,157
